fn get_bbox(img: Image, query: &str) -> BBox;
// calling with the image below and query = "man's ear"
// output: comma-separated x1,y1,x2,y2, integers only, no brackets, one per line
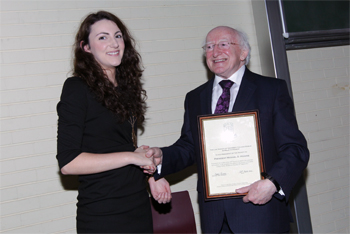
81,41,91,53
240,49,248,61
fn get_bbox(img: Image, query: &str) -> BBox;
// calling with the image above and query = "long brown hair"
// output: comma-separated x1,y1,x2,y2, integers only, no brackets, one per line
73,11,146,123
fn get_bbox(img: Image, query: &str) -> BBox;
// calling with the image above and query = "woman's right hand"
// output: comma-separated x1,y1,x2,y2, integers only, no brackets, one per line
133,146,156,174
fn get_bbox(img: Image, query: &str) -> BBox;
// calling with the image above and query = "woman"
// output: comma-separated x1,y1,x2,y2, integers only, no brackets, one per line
56,11,170,233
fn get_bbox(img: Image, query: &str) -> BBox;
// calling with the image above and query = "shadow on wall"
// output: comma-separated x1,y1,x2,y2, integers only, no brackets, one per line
289,168,310,233
202,56,214,81
58,170,79,190
164,164,197,187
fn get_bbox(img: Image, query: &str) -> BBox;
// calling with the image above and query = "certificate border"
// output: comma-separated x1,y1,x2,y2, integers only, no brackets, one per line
198,110,265,201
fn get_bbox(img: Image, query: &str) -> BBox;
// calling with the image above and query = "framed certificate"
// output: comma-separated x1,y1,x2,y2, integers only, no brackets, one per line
198,111,265,200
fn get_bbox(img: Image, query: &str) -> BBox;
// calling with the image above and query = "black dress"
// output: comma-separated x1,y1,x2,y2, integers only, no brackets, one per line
56,77,153,233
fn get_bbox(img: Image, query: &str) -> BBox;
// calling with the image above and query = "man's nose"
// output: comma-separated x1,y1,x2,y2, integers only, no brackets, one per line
212,44,222,57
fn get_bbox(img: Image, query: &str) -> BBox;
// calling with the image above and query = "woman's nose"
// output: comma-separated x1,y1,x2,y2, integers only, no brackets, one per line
110,38,119,48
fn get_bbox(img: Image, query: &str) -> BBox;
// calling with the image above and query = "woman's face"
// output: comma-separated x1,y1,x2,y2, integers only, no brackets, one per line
84,19,125,72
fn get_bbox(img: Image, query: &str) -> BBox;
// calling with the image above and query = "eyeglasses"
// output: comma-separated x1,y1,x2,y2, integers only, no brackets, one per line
202,41,238,52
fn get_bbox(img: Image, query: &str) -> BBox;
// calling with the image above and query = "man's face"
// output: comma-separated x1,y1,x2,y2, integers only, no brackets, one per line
205,27,247,79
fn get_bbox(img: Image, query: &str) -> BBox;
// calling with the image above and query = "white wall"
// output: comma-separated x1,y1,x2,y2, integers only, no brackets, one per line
287,45,349,233
2,1,348,233
0,1,262,233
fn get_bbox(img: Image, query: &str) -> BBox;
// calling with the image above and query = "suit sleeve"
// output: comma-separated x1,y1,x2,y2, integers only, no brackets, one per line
154,93,196,179
268,80,309,200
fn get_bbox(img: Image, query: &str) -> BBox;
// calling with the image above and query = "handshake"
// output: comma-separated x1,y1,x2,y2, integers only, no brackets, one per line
134,145,163,175
134,146,172,204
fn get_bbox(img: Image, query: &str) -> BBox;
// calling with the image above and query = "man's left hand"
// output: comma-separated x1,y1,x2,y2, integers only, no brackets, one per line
236,179,276,205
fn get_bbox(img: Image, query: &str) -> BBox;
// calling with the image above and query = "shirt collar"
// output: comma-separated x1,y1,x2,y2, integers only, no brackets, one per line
213,65,246,88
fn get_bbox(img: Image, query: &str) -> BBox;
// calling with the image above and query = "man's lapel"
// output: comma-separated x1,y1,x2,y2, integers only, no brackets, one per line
232,69,257,112
199,78,214,115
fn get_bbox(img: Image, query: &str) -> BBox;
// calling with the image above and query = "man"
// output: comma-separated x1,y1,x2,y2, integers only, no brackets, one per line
146,26,309,233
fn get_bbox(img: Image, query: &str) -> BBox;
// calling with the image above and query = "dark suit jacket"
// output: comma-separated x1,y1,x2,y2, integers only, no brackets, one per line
155,68,309,233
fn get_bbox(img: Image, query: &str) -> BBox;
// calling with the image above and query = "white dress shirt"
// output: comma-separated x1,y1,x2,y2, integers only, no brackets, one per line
211,66,246,114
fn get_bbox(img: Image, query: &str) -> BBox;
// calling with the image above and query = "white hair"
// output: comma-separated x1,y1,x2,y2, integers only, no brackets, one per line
235,29,251,65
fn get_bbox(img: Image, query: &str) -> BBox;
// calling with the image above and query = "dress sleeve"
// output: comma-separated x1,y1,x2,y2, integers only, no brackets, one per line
56,77,88,169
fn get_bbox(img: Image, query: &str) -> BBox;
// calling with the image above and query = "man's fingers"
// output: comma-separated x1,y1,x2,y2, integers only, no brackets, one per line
236,185,250,194
242,195,249,203
145,150,153,158
139,145,149,149
141,165,155,174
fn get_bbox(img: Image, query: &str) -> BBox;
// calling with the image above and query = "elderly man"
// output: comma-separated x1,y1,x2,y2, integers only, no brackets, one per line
147,26,309,233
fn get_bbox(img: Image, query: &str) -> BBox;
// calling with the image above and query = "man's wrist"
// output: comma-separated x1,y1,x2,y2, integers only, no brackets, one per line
261,172,280,192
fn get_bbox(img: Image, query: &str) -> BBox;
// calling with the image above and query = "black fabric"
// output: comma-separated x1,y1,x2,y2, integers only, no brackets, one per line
57,77,152,233
219,214,233,234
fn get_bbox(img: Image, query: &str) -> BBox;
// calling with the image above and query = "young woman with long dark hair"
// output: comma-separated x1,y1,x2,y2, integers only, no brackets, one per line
56,11,171,233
